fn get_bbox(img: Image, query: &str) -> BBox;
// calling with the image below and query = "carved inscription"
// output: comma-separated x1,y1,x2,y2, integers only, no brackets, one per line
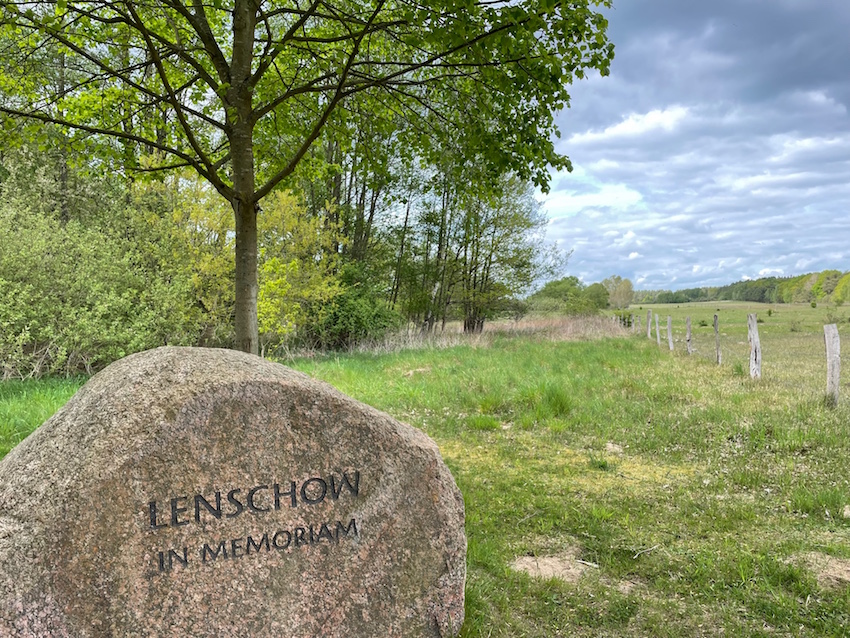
147,471,361,573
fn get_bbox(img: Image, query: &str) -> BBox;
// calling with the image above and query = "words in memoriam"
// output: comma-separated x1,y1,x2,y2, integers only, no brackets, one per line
147,470,361,572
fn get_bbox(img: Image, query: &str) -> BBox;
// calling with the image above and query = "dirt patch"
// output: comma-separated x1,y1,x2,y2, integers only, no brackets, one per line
511,547,595,584
605,442,624,455
403,367,431,377
796,552,850,589
615,579,641,594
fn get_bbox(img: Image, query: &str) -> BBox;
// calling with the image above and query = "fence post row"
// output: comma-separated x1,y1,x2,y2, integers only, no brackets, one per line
824,324,841,406
747,313,761,380
633,313,841,400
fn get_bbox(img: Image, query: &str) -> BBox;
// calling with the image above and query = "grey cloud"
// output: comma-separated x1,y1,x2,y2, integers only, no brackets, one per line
543,0,849,291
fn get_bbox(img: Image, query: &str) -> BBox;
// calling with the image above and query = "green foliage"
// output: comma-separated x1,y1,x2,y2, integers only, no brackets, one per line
833,273,850,305
584,282,610,309
811,270,842,300
0,0,616,349
257,190,343,354
602,275,634,309
0,202,199,378
301,266,402,350
637,270,850,306
527,276,608,314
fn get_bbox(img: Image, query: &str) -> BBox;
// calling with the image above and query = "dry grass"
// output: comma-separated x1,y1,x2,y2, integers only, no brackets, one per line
346,314,626,355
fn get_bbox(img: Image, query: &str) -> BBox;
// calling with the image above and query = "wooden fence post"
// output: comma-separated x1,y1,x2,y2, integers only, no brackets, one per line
824,324,840,406
630,314,635,333
747,313,761,379
667,316,674,351
686,317,693,355
647,311,652,339
636,316,641,334
655,314,661,346
714,314,721,365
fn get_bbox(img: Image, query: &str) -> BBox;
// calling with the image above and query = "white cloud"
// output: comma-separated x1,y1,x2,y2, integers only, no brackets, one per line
629,252,641,260
542,182,644,218
569,106,690,144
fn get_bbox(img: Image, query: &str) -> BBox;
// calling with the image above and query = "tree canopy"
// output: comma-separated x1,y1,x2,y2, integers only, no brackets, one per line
602,275,633,309
526,274,608,314
0,0,614,353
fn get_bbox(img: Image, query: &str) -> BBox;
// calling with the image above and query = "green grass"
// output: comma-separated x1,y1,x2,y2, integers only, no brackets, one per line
0,378,82,458
288,322,850,637
2,309,849,636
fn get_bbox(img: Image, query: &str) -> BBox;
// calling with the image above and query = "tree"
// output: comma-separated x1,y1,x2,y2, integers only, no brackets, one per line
602,275,633,309
527,275,607,314
584,282,609,310
0,0,613,354
456,176,552,333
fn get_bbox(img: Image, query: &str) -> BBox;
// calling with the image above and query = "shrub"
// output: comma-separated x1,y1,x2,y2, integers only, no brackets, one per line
300,266,402,350
0,206,198,378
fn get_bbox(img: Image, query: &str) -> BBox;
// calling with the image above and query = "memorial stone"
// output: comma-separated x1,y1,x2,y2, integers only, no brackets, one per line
0,347,466,637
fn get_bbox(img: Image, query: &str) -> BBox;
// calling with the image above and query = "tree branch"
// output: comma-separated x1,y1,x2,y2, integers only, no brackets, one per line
254,0,386,201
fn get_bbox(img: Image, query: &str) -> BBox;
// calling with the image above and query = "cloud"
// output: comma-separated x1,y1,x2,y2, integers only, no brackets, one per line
569,106,690,144
542,1,850,290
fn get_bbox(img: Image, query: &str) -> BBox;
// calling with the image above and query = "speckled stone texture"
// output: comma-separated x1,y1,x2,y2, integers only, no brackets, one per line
0,347,465,637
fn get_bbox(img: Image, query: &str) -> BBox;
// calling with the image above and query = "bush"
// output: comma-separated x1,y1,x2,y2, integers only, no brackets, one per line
300,267,402,350
0,205,200,378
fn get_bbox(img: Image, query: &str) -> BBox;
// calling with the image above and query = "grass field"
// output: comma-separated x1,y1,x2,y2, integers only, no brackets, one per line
1,308,849,636
627,301,848,403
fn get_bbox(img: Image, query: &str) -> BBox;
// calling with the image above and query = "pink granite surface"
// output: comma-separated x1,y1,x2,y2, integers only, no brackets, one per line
0,347,465,637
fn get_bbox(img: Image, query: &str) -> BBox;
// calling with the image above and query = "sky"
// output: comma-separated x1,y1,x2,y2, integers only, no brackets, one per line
542,0,850,291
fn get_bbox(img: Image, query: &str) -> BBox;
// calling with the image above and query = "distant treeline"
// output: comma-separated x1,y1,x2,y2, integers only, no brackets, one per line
633,270,850,305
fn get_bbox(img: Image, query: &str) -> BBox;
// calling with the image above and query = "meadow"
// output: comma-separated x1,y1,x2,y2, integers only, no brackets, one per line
1,306,848,636
632,300,847,398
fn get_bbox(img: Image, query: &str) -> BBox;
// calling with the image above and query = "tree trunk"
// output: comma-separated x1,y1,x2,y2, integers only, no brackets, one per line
229,1,259,354
389,196,411,308
233,197,258,354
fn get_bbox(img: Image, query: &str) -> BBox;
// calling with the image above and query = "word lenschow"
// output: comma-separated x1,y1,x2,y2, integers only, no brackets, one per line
147,470,361,529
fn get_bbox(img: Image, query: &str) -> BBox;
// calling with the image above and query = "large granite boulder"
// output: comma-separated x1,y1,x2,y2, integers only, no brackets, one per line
0,347,465,637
